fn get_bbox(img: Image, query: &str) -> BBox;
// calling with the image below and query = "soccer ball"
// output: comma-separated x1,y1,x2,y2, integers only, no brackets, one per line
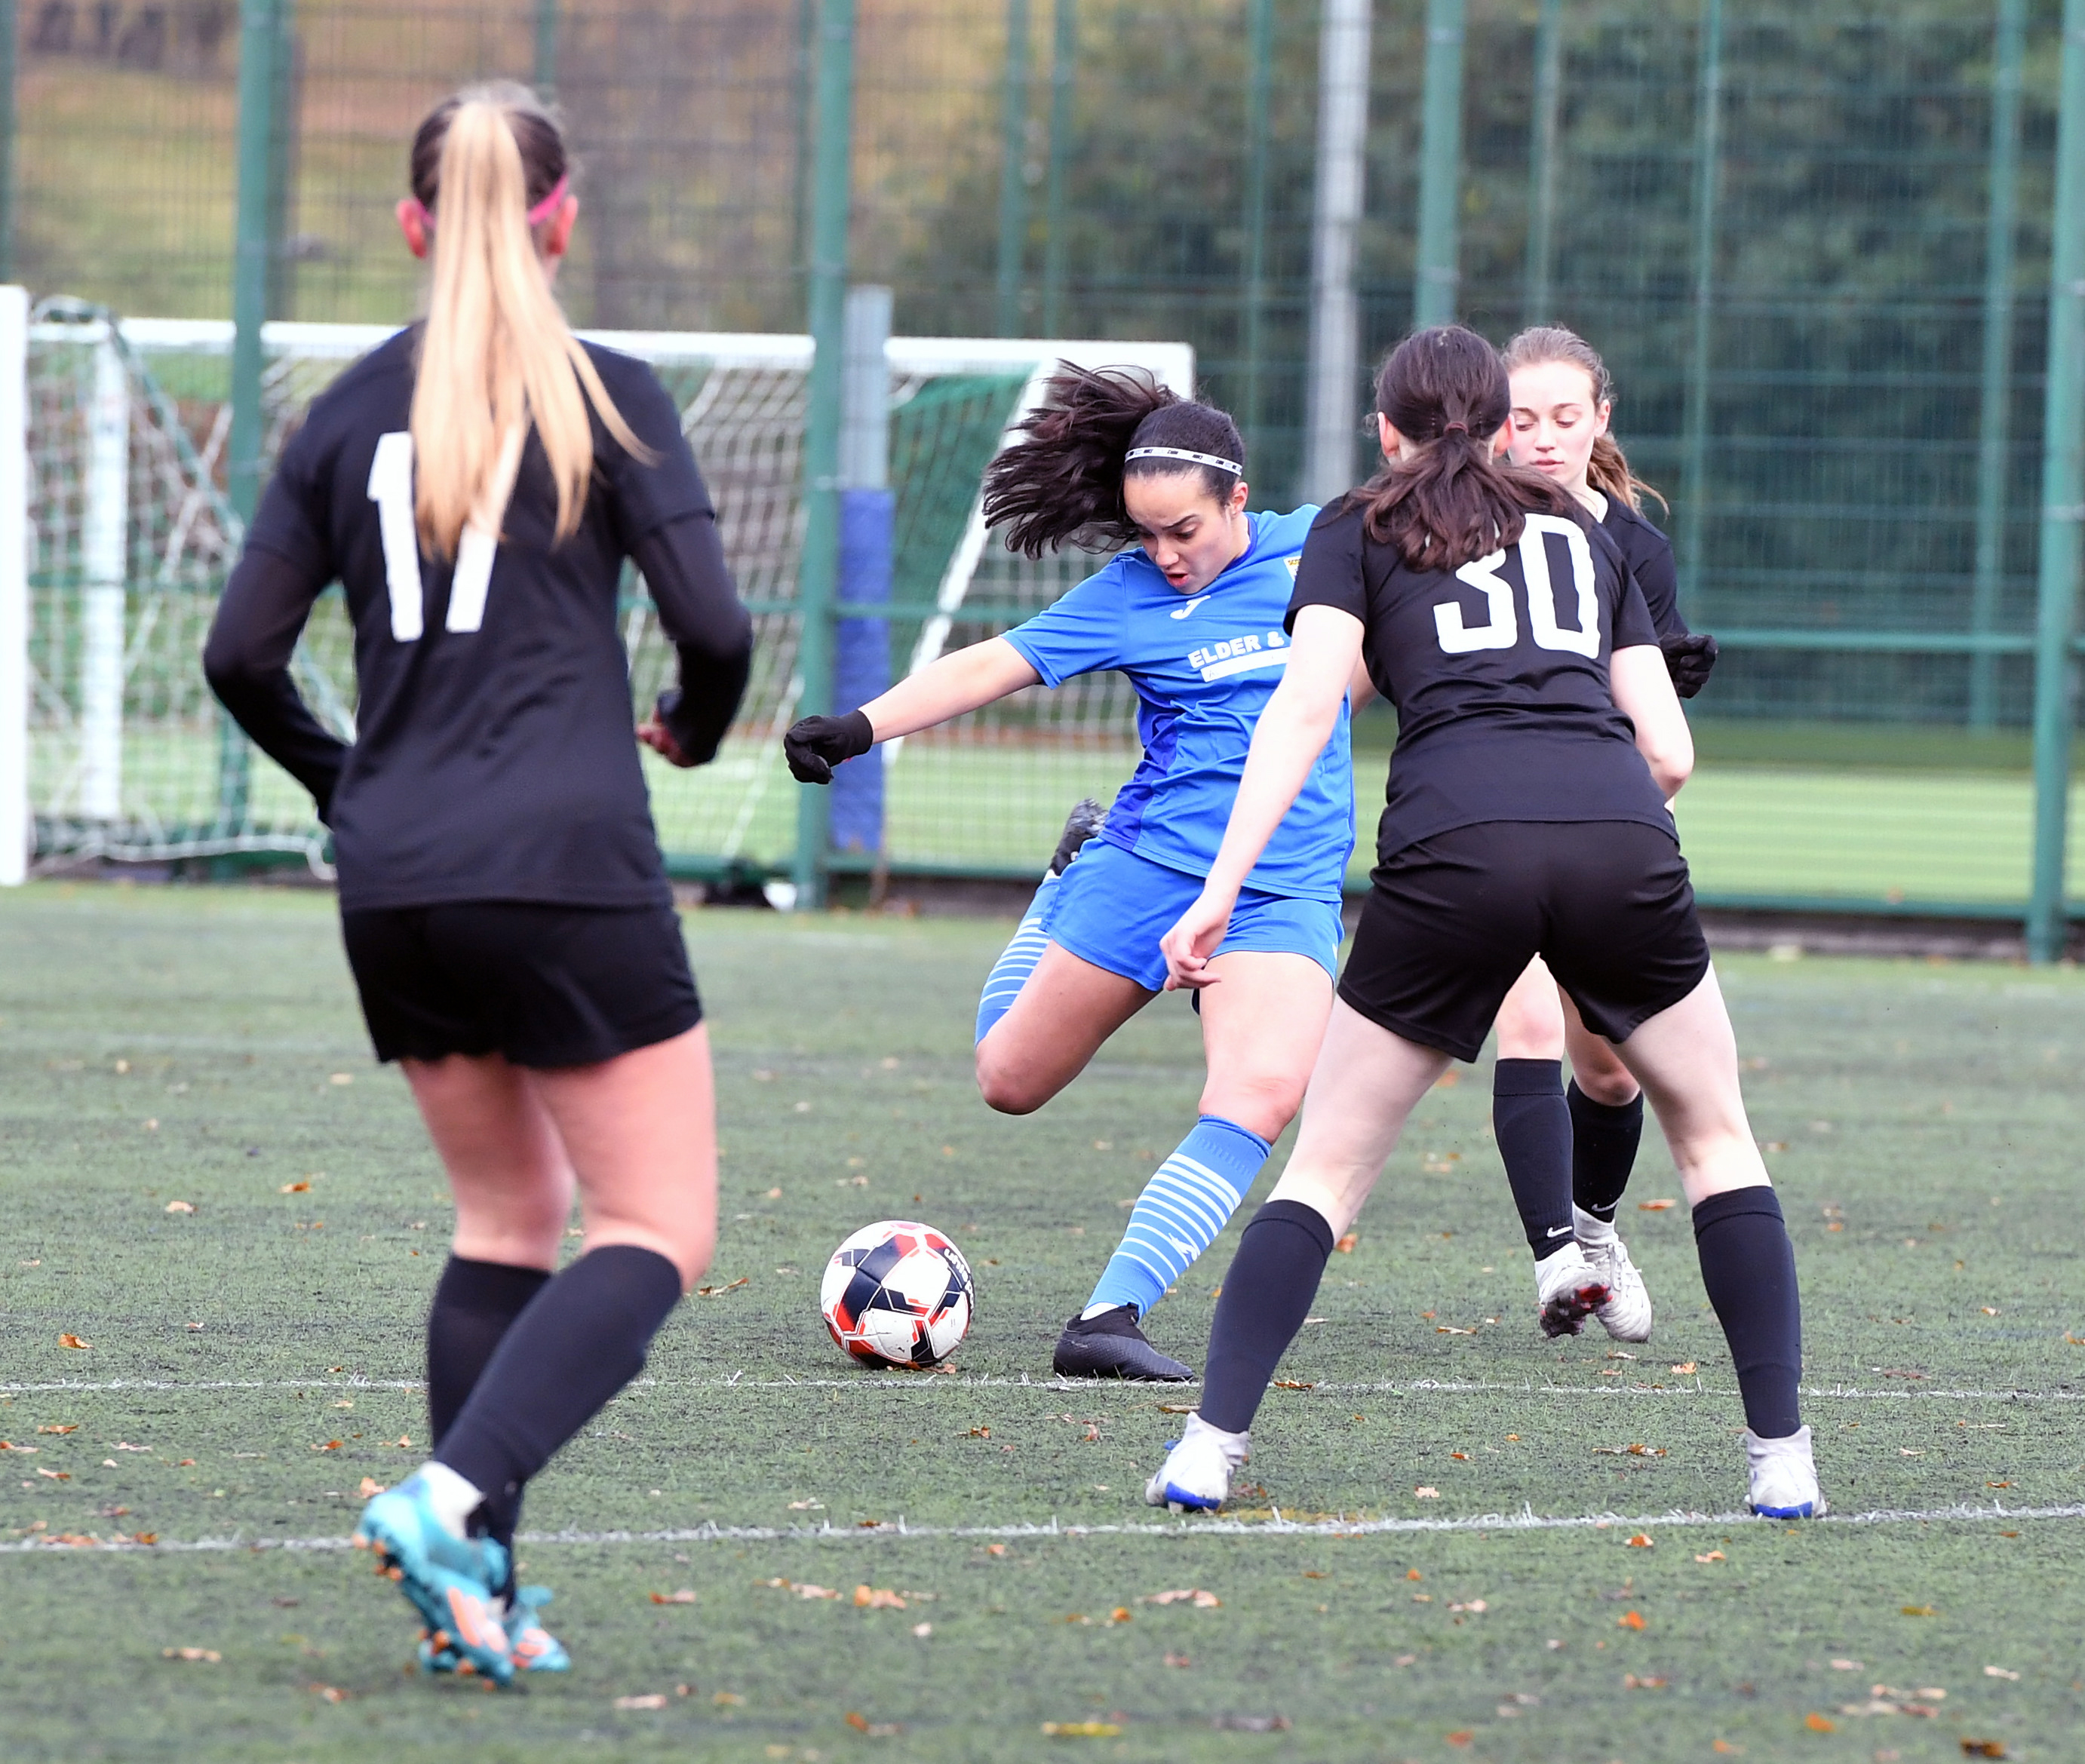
820,1219,975,1369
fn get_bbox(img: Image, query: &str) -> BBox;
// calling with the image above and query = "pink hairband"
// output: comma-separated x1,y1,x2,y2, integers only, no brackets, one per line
405,173,569,232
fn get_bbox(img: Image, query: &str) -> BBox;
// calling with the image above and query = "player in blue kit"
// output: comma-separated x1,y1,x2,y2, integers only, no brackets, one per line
786,365,1355,1380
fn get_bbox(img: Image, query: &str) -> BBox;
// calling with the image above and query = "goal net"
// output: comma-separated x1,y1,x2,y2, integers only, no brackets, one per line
8,301,1192,885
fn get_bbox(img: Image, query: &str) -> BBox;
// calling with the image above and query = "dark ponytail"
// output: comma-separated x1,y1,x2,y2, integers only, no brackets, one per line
982,363,1245,557
1350,325,1575,572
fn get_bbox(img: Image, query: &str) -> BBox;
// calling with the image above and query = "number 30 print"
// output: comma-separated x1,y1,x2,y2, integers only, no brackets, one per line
1432,514,1600,659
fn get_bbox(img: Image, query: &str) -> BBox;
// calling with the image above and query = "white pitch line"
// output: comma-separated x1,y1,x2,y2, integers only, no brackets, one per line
3,1374,2079,1404
3,1500,2080,1557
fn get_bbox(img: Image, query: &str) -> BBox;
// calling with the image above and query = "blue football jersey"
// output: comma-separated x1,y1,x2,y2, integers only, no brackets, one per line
1003,507,1354,902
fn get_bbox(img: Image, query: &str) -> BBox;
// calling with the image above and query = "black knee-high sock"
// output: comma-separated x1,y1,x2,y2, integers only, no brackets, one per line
1199,1201,1336,1435
426,1256,551,1558
1568,1081,1644,1223
1692,1186,1803,1438
1493,1059,1574,1256
434,1246,683,1516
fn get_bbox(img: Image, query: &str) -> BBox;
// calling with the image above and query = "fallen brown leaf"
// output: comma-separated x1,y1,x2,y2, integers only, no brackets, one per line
614,1694,667,1710
1638,1198,1676,1211
1961,1741,2008,1759
36,1425,77,1435
1696,1551,1727,1563
1626,1533,1654,1548
651,1590,697,1604
1334,1232,1359,1253
1141,1589,1221,1608
357,1477,385,1497
1804,1713,1835,1732
280,1181,311,1194
1041,1723,1122,1738
309,1683,349,1703
35,1468,69,1480
162,1647,221,1664
1414,1486,1440,1499
1901,1605,1937,1617
164,1201,195,1214
853,1585,905,1609
57,1333,91,1350
1618,1610,1646,1631
1671,1361,1698,1375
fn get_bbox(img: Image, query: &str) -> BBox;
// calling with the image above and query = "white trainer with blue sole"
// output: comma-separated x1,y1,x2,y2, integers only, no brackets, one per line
1144,1413,1251,1513
1745,1425,1826,1518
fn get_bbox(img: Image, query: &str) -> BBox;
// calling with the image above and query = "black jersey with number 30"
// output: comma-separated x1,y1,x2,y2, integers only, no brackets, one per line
208,328,751,914
1287,495,1668,865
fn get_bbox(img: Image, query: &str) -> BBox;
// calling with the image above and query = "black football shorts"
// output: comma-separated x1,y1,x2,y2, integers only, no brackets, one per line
340,900,702,1069
1337,820,1710,1063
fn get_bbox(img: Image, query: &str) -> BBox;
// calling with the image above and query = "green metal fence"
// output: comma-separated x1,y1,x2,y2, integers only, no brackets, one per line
11,0,2085,948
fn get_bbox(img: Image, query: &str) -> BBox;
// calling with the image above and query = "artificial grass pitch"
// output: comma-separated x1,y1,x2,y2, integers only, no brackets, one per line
1,883,2081,1761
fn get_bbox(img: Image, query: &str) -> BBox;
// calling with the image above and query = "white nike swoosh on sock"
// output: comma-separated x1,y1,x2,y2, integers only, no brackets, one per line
1546,1225,1574,1237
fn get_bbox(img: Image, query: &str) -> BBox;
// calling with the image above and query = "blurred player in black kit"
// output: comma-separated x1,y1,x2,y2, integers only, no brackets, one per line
204,82,752,1682
1485,323,1721,1345
1147,326,1821,1524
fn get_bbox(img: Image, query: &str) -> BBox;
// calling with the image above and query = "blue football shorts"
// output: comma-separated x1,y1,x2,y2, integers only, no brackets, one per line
1046,839,1343,993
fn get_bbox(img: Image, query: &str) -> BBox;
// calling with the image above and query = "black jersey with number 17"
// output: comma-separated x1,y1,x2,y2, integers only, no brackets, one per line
215,328,751,915
1285,495,1669,867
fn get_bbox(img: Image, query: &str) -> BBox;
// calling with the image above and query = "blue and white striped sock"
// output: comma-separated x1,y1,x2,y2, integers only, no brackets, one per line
975,873,1062,1045
1085,1115,1272,1320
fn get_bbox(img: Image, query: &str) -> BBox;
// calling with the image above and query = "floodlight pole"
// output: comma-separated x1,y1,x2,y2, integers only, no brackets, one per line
2025,0,2085,962
1677,0,1724,618
1239,0,1274,474
793,0,857,913
1039,0,1076,338
1414,0,1465,329
1522,0,1563,326
1300,0,1371,505
995,0,1030,337
0,0,17,282
533,0,557,95
1970,0,2028,732
222,0,285,841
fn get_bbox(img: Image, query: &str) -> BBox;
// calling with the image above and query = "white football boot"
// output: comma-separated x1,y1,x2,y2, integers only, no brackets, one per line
1574,1206,1654,1343
1144,1413,1250,1513
1745,1425,1826,1519
1533,1239,1611,1338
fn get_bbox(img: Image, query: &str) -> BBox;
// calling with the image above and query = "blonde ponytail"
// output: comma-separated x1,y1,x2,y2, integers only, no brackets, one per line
408,84,651,559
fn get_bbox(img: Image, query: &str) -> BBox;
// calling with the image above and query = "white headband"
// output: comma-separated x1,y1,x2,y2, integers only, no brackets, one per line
1125,445,1242,476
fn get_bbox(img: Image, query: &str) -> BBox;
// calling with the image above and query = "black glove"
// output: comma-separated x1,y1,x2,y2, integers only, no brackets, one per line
784,710,875,784
1659,630,1718,700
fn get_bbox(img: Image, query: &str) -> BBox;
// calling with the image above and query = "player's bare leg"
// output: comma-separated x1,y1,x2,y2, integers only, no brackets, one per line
1148,1002,1446,1508
1067,949,1332,1382
975,943,1153,1115
1612,969,1820,1515
361,1026,721,1675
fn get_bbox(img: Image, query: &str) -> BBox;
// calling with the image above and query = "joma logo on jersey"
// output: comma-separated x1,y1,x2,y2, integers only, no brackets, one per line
1189,629,1291,683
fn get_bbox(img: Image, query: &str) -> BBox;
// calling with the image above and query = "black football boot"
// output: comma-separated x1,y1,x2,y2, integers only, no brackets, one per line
1052,1305,1193,1380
